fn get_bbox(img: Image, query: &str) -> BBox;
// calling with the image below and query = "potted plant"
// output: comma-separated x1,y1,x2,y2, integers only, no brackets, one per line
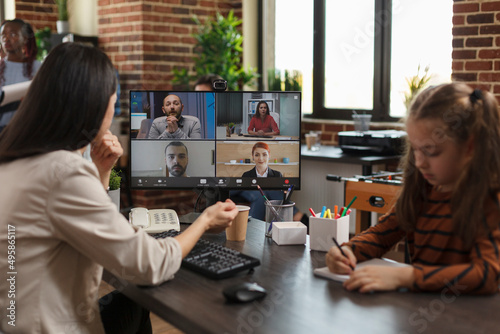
267,69,303,91
35,27,51,61
108,168,122,210
55,0,69,34
172,10,258,90
404,65,431,112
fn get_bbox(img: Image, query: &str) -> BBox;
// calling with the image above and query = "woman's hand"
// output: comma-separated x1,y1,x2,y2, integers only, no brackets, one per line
325,245,357,275
343,266,414,293
175,199,239,257
198,199,238,233
90,130,123,189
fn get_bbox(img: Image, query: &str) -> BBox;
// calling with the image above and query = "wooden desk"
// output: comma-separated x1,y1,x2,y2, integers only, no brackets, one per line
104,219,498,334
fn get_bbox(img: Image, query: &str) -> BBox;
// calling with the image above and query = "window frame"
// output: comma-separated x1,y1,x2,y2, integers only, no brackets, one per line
308,0,395,122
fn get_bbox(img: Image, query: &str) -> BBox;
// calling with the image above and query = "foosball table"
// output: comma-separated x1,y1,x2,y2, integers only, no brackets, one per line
327,172,403,234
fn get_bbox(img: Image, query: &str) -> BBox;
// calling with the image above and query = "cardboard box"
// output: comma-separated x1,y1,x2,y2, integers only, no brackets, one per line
309,215,350,252
272,222,307,245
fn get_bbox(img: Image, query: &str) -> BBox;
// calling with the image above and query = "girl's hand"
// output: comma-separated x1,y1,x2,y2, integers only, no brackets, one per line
325,245,356,275
90,130,123,188
343,266,415,293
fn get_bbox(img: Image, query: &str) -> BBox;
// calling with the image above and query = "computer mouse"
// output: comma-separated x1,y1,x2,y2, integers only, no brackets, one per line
223,282,267,303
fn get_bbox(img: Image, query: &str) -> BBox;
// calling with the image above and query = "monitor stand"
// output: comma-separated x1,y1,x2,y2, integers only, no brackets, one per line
178,188,230,224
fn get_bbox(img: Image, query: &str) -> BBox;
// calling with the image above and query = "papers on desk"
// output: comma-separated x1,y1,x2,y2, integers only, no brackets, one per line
314,258,411,283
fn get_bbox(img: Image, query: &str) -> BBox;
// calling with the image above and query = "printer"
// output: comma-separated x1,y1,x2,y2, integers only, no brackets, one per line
338,130,407,156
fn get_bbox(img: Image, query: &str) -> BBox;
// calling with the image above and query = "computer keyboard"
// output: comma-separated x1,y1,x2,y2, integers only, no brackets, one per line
153,230,261,279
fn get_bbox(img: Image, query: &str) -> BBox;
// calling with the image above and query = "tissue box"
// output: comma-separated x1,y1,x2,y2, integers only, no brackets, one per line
309,215,350,252
272,222,307,245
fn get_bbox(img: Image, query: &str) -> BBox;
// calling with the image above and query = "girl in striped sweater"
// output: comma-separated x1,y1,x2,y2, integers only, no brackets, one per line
326,82,500,294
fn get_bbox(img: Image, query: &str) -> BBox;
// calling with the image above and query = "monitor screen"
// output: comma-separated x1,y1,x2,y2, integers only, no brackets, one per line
129,91,301,193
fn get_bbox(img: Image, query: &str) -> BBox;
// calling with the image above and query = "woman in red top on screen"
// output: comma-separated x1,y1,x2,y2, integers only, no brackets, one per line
247,101,280,136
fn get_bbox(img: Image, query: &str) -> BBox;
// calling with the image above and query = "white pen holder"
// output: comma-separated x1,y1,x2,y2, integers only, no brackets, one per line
309,215,350,252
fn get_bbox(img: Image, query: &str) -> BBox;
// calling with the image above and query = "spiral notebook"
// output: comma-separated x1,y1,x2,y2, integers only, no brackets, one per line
313,258,411,283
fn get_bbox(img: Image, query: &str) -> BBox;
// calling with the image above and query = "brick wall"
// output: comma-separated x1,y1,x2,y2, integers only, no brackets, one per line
13,0,57,31
97,0,242,110
452,0,500,102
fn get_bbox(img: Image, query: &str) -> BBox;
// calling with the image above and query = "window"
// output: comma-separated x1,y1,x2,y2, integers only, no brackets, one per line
271,0,314,114
269,0,452,121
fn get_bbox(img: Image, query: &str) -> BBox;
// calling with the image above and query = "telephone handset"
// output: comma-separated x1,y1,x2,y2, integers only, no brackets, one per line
129,207,180,234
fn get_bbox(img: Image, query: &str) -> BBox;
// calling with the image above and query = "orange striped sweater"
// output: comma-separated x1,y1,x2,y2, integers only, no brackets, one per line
345,187,500,294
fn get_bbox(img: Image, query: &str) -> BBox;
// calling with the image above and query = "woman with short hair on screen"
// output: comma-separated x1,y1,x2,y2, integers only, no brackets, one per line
236,142,309,225
0,42,238,334
242,142,282,178
247,101,280,136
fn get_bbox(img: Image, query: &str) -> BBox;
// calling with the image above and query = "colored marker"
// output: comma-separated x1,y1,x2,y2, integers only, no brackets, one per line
286,184,295,202
334,205,338,218
326,208,332,219
309,208,317,217
341,196,357,217
320,206,327,218
338,207,345,217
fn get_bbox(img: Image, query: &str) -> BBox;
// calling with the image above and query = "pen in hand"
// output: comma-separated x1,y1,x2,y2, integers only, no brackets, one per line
332,237,355,271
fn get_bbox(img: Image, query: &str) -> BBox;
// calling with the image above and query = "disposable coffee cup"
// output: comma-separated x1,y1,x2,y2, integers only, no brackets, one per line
352,114,372,132
305,133,316,151
226,205,250,241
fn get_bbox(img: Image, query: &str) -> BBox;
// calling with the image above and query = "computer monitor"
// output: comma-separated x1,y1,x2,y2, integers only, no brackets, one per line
129,91,301,203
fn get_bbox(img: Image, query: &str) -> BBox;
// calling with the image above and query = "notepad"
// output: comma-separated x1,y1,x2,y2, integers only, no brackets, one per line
313,258,411,283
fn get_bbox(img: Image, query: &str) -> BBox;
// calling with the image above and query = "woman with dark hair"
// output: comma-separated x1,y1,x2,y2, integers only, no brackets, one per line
0,18,40,131
0,43,238,333
247,101,280,136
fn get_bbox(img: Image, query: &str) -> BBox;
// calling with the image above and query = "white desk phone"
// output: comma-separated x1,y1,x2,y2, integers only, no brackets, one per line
129,208,180,234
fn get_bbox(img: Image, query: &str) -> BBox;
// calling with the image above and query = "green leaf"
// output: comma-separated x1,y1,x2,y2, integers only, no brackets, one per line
171,10,258,90
109,168,122,191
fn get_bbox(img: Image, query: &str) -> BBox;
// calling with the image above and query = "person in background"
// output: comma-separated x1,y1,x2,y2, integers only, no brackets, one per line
0,18,40,132
0,42,238,333
148,94,202,139
326,83,500,294
194,73,223,91
165,141,189,177
247,101,280,136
